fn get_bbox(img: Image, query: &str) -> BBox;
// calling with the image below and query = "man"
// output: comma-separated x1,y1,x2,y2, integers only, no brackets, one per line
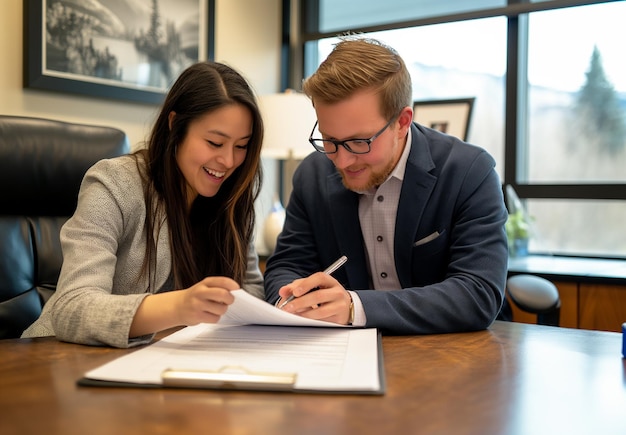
264,37,508,334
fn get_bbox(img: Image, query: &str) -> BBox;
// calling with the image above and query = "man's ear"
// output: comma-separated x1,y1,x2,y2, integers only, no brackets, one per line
168,111,176,130
397,106,414,134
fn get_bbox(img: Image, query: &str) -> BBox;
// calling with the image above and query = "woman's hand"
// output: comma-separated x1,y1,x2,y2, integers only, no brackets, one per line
130,276,240,338
176,276,239,325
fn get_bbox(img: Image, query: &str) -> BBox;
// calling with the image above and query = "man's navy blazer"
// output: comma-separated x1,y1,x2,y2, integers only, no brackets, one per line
264,122,508,334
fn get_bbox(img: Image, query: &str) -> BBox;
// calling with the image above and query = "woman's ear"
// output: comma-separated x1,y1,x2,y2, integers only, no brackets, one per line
168,111,176,130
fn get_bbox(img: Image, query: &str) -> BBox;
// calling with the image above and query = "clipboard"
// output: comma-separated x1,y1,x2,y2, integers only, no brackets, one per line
77,325,385,395
161,366,296,391
78,366,297,392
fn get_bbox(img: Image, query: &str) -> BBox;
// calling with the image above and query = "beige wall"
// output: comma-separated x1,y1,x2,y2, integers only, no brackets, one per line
0,0,282,149
0,0,282,253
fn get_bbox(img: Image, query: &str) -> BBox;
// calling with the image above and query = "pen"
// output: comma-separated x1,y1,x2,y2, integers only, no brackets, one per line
278,255,348,309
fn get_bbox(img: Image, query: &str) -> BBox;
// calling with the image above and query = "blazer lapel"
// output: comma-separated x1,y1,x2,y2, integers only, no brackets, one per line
394,124,437,287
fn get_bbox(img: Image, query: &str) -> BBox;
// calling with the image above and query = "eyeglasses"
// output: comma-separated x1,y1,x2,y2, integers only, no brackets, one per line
308,118,395,155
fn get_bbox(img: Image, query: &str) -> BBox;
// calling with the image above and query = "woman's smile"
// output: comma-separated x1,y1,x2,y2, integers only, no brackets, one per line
203,166,227,182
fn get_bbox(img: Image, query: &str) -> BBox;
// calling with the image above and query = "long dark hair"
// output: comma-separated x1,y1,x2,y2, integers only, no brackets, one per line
134,61,263,289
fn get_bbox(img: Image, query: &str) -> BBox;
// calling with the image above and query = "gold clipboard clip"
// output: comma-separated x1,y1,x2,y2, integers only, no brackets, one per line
161,366,297,391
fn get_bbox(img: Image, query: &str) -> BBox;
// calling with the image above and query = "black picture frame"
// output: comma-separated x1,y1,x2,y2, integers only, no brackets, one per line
413,97,475,141
23,0,215,105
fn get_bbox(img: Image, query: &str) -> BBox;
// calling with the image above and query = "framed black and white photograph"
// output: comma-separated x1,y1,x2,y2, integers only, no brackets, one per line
413,97,475,141
23,0,215,104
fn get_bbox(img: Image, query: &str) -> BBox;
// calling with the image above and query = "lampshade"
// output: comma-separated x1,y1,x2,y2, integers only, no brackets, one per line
258,91,317,160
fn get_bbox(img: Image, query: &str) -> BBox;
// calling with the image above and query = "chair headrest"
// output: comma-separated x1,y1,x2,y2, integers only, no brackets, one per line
0,115,130,216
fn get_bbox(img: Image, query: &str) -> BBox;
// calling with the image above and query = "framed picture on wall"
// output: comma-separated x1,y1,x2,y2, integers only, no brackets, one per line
23,0,215,105
413,97,475,141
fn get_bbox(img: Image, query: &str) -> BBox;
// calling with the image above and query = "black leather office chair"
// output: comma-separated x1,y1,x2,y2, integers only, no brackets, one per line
506,274,561,326
0,115,130,339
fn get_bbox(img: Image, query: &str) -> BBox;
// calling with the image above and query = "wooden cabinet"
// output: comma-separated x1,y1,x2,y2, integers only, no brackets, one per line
509,280,626,333
579,283,626,332
557,282,579,328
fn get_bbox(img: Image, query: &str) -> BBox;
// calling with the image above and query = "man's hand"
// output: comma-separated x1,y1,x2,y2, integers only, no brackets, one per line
278,273,353,325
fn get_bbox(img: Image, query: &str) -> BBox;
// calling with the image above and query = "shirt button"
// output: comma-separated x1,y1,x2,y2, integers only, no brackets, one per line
381,272,388,278
376,235,383,242
377,195,384,202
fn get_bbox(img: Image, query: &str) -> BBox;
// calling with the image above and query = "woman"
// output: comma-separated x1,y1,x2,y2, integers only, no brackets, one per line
22,62,265,347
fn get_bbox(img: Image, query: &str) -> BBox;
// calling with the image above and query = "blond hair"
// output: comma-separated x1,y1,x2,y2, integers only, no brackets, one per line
302,36,412,120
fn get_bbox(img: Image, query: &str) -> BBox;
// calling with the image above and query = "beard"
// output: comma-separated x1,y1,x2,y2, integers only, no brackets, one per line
338,156,397,192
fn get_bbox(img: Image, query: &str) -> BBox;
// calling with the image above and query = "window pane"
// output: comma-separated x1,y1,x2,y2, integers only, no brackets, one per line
525,2,626,183
305,18,507,178
526,199,626,257
314,0,505,33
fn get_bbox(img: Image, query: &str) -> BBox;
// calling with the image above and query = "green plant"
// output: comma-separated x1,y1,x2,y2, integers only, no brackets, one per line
505,210,531,241
506,210,533,257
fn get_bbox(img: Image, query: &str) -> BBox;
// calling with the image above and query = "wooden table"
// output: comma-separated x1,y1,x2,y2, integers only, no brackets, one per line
1,321,624,435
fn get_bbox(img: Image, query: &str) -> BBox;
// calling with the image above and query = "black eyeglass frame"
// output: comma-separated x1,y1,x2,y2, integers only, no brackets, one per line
308,117,395,155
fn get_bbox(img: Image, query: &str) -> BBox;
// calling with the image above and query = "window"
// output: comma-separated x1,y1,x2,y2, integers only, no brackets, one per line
296,0,626,259
525,3,626,184
527,199,626,257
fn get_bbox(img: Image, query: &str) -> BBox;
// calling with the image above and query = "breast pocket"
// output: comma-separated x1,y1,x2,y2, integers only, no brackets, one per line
412,229,447,257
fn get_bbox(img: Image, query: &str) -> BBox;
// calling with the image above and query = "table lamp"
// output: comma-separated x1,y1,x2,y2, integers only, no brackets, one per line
258,91,317,252
259,91,317,201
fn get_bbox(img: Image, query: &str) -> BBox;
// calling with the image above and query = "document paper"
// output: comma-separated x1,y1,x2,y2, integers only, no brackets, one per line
83,324,382,393
218,289,350,327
